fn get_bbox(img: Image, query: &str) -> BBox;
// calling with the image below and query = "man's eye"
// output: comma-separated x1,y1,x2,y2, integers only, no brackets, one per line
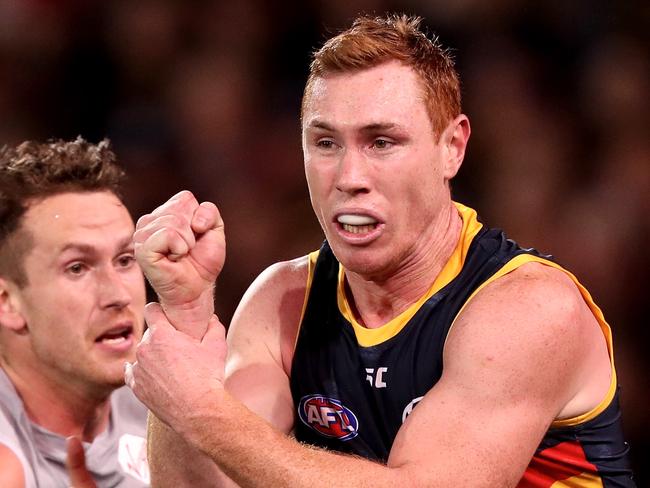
67,263,85,275
117,255,136,268
373,139,392,149
316,140,335,149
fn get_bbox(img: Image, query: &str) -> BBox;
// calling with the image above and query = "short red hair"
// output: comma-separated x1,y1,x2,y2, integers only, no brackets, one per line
302,14,461,138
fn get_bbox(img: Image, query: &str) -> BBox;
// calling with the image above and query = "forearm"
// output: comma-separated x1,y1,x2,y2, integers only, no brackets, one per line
186,390,405,488
147,413,238,487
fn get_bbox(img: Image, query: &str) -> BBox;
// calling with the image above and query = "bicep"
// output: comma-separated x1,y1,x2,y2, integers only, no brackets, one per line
388,266,589,486
224,354,294,434
0,444,26,488
388,370,553,486
224,258,308,434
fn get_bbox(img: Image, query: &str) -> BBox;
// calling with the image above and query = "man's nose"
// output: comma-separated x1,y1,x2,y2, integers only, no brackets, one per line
335,148,371,195
97,266,132,309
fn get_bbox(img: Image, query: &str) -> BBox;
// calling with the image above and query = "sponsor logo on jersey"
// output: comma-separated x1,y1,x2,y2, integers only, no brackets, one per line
118,433,150,483
298,394,359,441
365,367,388,388
402,396,424,423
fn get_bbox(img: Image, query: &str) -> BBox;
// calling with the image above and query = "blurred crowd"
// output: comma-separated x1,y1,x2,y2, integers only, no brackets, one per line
0,0,647,482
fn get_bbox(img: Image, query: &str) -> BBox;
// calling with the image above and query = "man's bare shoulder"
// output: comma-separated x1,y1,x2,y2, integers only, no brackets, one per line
445,260,609,417
0,444,26,487
459,260,593,339
232,255,310,322
227,255,310,372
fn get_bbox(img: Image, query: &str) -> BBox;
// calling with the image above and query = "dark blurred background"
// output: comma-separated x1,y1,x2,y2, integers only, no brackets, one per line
1,0,647,483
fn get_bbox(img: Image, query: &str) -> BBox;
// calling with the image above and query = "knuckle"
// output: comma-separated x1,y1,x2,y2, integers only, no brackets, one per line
132,228,148,243
136,213,153,228
167,213,188,230
135,343,147,361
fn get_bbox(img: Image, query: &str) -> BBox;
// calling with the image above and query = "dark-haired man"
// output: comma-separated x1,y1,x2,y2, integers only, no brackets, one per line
0,138,149,487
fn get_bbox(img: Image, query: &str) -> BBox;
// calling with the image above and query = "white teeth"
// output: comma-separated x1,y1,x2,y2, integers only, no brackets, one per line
337,214,377,225
342,224,375,234
101,337,127,344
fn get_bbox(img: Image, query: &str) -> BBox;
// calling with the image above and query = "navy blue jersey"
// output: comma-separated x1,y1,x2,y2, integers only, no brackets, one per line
290,203,635,487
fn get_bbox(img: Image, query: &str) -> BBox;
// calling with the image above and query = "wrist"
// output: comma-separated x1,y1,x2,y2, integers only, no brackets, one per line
159,287,215,339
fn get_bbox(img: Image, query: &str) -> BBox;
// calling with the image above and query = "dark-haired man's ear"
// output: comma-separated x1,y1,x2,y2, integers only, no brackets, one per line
0,279,27,331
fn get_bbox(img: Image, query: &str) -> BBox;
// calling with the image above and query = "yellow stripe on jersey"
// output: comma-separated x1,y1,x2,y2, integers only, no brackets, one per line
337,202,484,348
550,472,604,487
295,250,321,351
445,253,617,428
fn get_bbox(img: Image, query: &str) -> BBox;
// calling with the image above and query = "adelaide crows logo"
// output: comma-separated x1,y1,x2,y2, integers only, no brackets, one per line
298,394,359,441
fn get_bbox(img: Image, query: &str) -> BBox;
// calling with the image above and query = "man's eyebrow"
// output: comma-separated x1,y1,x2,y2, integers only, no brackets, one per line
59,236,134,254
307,119,336,131
116,236,136,250
359,122,399,133
307,120,401,132
59,243,95,254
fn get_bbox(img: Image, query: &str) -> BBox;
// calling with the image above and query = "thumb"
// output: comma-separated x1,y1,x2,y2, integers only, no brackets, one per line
65,437,97,488
201,314,226,348
143,302,174,334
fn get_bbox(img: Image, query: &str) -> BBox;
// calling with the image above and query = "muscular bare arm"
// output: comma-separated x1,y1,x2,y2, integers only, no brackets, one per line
133,191,226,486
132,191,306,486
131,261,305,486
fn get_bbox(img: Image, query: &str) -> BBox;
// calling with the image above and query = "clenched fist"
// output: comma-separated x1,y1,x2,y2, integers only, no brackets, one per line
134,190,225,338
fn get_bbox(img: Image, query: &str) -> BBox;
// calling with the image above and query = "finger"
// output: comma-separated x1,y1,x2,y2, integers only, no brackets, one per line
135,212,156,232
65,436,97,488
140,327,152,345
135,191,197,232
124,361,135,389
141,227,191,262
150,190,199,219
202,314,226,346
143,302,172,333
133,214,196,253
191,201,223,234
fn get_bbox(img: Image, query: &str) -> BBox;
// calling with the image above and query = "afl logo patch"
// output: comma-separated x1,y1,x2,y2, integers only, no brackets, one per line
298,394,359,441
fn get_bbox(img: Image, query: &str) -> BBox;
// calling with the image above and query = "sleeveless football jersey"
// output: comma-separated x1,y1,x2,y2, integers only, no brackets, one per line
290,203,635,487
0,368,150,487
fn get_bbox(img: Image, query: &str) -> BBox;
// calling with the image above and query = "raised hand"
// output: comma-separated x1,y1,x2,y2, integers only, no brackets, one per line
134,191,225,338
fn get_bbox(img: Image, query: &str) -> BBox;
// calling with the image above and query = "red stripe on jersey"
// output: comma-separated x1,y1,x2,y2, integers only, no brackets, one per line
518,440,600,487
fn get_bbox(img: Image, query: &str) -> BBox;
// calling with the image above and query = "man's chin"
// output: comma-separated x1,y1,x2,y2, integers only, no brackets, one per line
97,364,131,390
329,244,386,274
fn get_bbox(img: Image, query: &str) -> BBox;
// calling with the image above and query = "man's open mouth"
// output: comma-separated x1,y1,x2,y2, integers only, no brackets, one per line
95,325,133,344
337,214,379,234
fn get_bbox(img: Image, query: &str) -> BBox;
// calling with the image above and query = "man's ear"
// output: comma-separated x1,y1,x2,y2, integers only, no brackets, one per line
0,278,27,331
441,114,471,180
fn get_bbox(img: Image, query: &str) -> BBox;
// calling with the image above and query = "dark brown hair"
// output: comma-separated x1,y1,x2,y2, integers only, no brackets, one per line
0,137,125,286
302,14,461,138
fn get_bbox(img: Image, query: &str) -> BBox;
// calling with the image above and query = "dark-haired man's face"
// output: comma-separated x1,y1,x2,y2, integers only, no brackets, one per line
4,191,146,393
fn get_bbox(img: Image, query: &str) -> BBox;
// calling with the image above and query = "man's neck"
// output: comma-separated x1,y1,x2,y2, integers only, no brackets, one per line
344,203,463,329
1,361,112,442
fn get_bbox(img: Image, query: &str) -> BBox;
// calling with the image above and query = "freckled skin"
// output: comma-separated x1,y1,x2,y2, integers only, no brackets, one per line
302,61,460,282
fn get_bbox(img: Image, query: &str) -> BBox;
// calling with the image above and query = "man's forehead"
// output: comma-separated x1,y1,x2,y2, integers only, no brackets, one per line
23,192,134,249
310,61,420,94
25,191,128,222
303,62,427,127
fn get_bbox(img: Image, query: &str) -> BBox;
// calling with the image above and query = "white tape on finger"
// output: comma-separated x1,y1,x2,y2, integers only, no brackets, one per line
124,361,135,389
